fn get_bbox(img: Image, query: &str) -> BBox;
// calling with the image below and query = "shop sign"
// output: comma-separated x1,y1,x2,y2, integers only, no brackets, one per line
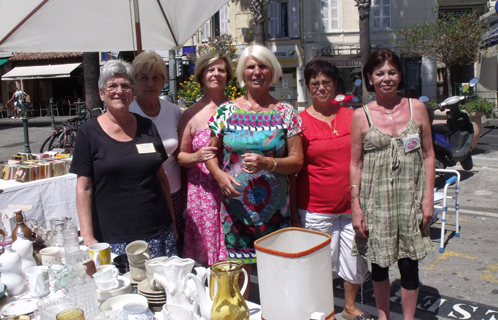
438,9,471,20
269,45,298,61
330,60,362,68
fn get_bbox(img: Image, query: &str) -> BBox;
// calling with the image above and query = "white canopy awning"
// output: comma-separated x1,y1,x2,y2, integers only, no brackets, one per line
1,63,81,80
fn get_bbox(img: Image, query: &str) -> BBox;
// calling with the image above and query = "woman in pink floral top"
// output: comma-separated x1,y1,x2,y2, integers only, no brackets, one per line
177,52,234,266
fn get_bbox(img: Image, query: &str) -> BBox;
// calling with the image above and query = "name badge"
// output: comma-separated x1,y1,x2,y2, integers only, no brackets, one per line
136,143,156,154
402,134,421,153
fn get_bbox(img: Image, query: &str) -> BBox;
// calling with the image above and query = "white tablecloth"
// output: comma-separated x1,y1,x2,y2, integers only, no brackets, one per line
0,174,79,230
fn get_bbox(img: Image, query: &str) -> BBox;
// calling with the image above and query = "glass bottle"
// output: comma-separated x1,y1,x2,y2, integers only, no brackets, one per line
66,264,100,319
63,216,80,255
11,210,33,241
12,231,36,273
50,219,65,247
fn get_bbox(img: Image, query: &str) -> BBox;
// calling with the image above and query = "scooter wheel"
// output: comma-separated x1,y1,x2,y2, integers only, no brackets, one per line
460,152,473,171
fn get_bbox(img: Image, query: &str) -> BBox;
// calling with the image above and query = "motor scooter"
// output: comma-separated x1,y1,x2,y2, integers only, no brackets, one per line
419,78,478,170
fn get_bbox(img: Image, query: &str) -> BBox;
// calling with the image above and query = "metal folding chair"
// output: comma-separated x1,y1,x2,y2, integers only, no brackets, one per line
433,169,461,253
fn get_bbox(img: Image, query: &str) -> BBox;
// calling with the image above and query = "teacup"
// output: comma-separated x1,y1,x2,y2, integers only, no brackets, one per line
95,277,119,291
129,265,146,282
120,302,153,320
40,247,62,266
125,241,150,265
145,256,168,290
93,265,118,282
89,243,111,266
25,266,50,298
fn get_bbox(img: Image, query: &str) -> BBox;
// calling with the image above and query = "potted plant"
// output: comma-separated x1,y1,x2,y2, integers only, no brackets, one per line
460,97,496,150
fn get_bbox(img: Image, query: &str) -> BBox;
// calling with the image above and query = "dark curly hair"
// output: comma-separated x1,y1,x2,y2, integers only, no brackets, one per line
304,59,345,95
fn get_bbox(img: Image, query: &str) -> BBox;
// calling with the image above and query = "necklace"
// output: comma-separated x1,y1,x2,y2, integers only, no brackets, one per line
312,108,339,135
245,96,270,112
140,101,160,117
377,102,400,121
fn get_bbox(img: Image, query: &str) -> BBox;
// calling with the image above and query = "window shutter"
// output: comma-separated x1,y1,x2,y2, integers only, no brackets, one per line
330,0,339,30
321,0,339,31
268,1,279,38
220,4,230,35
288,0,299,38
321,0,329,31
201,19,211,42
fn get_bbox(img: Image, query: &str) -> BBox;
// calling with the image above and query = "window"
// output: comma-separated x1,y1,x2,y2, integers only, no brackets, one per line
321,0,339,32
219,4,230,35
202,4,229,41
268,0,299,38
371,0,391,30
201,19,211,42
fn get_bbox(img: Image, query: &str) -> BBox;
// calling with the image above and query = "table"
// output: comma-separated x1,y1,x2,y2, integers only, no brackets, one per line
0,174,79,230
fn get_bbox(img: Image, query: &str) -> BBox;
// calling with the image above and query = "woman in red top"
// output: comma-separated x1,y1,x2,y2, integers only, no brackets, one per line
292,60,371,320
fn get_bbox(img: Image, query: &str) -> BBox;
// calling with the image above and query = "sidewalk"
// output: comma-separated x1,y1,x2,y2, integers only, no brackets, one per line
0,115,73,164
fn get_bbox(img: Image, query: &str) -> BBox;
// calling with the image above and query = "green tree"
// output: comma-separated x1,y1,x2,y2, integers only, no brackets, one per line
394,11,486,96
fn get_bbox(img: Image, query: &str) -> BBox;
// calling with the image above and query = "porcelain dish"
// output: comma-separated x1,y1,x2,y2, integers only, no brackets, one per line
99,294,148,312
1,298,39,316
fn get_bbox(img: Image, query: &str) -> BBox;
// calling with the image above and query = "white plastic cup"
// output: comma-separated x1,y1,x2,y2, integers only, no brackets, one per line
25,266,50,298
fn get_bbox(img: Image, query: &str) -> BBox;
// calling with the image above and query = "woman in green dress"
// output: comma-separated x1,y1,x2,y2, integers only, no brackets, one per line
350,49,435,320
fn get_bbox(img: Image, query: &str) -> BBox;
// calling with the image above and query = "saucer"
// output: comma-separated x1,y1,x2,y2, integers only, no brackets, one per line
137,279,165,295
96,275,129,292
1,298,39,316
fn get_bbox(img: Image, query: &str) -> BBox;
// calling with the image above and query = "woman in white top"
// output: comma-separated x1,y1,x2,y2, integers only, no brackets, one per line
130,51,184,253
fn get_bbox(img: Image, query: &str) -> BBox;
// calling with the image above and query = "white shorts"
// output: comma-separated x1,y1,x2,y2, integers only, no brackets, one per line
298,209,369,284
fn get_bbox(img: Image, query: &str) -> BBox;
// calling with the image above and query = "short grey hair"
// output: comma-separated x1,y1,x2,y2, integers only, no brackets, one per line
98,59,136,90
235,43,282,88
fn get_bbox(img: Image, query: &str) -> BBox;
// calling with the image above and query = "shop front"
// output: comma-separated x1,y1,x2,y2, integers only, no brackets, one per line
266,43,305,109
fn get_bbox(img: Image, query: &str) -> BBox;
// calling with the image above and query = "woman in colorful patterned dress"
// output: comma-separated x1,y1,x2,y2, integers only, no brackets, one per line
351,49,435,320
177,52,234,265
206,44,305,298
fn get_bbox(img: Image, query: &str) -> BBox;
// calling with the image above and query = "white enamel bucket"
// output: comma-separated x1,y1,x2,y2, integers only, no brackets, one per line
254,227,334,320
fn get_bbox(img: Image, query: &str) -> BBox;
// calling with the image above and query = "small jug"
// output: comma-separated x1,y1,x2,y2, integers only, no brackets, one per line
12,210,33,241
210,261,249,320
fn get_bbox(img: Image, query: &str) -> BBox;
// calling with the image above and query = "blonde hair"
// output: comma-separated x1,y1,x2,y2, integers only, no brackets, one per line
131,51,167,86
235,43,282,87
194,52,234,88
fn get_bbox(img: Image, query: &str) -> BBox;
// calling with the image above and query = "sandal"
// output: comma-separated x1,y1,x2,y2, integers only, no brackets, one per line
341,311,375,320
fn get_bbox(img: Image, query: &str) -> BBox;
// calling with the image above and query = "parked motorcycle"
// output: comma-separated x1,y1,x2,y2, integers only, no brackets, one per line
419,77,478,170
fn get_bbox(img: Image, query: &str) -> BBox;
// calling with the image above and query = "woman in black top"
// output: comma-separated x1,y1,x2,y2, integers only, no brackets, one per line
70,59,177,258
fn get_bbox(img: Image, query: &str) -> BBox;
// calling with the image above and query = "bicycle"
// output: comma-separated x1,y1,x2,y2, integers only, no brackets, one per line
39,116,81,152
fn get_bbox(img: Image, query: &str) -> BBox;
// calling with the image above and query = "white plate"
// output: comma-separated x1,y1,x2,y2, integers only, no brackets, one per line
1,298,39,316
99,294,148,312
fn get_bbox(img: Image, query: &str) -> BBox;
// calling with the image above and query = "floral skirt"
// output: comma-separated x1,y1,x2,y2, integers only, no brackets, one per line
109,225,177,259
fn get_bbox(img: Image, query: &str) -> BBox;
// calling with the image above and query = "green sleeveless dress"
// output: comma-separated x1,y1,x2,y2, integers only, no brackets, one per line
352,99,434,268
